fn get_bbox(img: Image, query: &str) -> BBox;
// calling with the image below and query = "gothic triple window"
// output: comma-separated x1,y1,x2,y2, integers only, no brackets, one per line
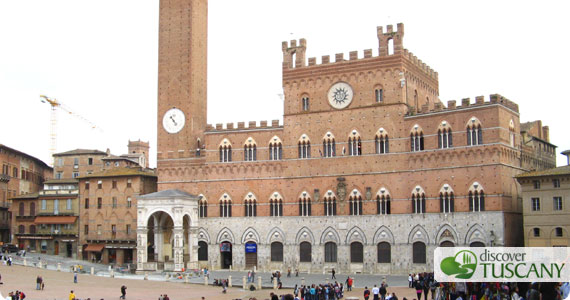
376,188,391,215
323,132,336,157
412,186,426,214
219,194,232,217
269,192,283,217
269,136,283,160
198,195,207,218
323,190,337,216
349,189,363,216
439,184,454,213
298,192,311,216
410,125,424,152
298,134,311,159
244,193,257,217
348,130,362,156
375,128,389,154
469,182,485,212
438,121,453,149
219,139,232,162
466,117,483,146
244,138,257,161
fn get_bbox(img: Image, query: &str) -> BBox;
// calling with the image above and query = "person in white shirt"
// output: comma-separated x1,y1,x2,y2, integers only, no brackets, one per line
372,284,380,300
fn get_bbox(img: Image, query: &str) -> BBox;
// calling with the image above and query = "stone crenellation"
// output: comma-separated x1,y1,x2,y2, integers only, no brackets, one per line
411,94,520,116
282,23,438,81
206,119,282,132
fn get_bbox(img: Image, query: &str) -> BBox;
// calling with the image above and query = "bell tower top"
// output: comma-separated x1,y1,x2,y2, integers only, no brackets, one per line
157,0,208,161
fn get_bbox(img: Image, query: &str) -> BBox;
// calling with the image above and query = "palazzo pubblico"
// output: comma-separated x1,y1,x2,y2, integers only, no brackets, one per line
136,0,556,274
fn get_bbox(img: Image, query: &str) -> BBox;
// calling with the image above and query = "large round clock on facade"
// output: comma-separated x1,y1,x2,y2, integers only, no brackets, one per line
327,82,353,109
162,108,186,134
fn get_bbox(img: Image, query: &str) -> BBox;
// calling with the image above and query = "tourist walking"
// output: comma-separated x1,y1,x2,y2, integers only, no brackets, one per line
372,284,380,300
331,268,336,279
36,276,41,290
73,272,78,284
120,285,127,299
364,286,370,300
69,290,76,300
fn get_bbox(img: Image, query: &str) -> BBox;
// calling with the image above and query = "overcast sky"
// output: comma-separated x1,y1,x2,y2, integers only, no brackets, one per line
1,0,569,168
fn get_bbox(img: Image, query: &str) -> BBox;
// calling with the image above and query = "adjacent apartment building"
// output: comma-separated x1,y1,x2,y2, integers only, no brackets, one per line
516,152,570,247
78,167,156,266
1,144,52,244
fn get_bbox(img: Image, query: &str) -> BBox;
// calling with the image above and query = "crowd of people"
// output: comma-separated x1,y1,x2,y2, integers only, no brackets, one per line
408,272,569,300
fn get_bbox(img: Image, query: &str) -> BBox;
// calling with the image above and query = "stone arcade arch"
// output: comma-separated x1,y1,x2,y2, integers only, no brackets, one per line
136,190,199,272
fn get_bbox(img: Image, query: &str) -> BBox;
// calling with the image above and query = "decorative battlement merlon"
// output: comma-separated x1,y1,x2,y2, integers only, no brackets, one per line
408,94,520,117
206,120,282,132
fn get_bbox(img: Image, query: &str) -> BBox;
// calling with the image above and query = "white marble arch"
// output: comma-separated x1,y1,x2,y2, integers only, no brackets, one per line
320,226,341,245
346,226,367,245
464,224,487,246
435,223,459,246
295,226,316,245
136,189,200,272
266,227,286,244
373,226,395,245
408,224,430,244
197,227,211,243
241,227,261,244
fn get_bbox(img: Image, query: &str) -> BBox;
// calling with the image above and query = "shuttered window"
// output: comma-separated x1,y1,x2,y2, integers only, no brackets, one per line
377,242,391,263
324,242,337,262
350,242,363,263
299,242,311,262
412,242,426,264
198,241,208,261
271,242,283,262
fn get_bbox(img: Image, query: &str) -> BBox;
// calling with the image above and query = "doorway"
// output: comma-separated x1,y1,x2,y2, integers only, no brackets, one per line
66,243,72,257
245,242,257,269
54,241,59,255
220,242,232,269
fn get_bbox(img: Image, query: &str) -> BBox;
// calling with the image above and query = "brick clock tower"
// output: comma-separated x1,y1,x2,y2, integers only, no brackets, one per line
157,0,207,164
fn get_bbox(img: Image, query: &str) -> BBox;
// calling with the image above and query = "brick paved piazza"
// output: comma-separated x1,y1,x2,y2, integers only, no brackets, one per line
0,264,419,300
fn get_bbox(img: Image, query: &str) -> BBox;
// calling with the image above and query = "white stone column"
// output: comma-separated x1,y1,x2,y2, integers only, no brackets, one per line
188,226,199,269
136,227,148,270
154,227,163,261
173,227,185,271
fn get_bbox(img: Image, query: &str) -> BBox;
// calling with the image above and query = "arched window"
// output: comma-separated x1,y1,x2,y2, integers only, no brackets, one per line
244,193,257,217
324,242,337,262
322,132,336,158
348,130,362,156
29,225,36,234
269,192,283,217
468,182,485,212
509,119,516,147
410,125,424,152
244,138,257,161
298,192,311,216
413,241,426,264
350,242,363,263
19,225,25,234
271,242,283,262
375,87,384,103
375,128,389,154
439,184,454,213
30,202,36,216
466,117,483,146
219,139,232,162
198,241,208,261
302,96,310,111
412,186,426,214
376,188,391,215
323,190,337,216
437,121,453,149
299,242,312,262
219,194,232,217
198,195,207,218
19,202,25,216
269,136,283,161
298,134,311,159
349,189,363,216
377,242,391,263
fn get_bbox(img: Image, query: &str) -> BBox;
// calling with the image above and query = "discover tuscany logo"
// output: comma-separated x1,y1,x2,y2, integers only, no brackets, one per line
435,247,570,282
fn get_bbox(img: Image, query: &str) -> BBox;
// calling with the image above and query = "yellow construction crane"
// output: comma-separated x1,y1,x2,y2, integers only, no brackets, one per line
40,95,102,165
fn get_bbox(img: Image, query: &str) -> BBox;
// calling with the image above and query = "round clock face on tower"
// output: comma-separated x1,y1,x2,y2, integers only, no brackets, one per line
327,82,353,109
162,108,186,134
